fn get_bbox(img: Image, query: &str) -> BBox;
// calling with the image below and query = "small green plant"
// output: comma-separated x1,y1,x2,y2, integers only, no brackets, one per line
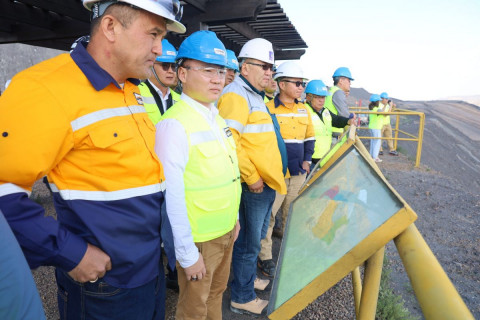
375,257,419,320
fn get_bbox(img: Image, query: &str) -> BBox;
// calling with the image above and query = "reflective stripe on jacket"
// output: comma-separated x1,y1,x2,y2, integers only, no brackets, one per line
369,106,383,129
306,103,332,159
161,100,241,242
218,76,287,194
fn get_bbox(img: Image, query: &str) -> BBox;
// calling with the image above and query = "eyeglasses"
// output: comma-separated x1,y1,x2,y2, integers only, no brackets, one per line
281,80,307,88
183,66,227,79
155,62,177,72
246,62,274,71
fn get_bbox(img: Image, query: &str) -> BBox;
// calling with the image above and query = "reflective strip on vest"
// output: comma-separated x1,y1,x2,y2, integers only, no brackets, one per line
0,183,31,197
190,130,217,146
49,182,166,201
71,105,145,132
243,123,274,134
276,113,308,118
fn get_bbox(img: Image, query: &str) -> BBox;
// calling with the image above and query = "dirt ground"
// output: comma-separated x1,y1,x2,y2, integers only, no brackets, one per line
31,100,479,319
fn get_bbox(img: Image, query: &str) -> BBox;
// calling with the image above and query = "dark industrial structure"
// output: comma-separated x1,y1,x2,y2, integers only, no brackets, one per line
0,0,307,59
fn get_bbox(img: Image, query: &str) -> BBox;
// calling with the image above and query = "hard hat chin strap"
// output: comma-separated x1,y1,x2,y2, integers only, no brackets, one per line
151,66,168,88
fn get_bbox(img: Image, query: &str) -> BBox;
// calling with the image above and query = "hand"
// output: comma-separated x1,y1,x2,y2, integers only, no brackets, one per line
68,243,112,283
302,161,311,174
248,178,264,193
234,220,240,242
184,253,206,281
348,118,356,126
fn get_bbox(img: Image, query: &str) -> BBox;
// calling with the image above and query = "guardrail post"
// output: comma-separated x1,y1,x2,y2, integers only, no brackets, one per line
415,113,425,167
358,247,385,320
394,224,474,319
394,113,400,150
351,267,362,318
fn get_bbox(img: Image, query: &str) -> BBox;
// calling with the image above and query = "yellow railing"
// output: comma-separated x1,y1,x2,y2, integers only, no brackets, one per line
349,107,425,167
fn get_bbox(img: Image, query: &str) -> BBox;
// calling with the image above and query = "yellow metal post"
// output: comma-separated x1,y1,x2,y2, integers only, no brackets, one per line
351,267,362,318
358,247,385,320
394,224,474,319
394,114,400,150
415,113,425,168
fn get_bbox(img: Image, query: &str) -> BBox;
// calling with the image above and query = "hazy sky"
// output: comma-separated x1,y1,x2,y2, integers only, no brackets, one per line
279,0,480,101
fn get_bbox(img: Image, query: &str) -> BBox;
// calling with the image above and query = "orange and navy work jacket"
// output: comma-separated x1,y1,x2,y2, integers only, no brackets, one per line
267,95,315,176
0,42,167,288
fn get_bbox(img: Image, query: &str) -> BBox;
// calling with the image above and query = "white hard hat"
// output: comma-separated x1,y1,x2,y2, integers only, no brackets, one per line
238,38,274,64
83,0,186,34
273,61,307,80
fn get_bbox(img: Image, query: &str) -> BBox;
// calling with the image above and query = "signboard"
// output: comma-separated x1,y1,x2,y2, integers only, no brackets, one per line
268,136,417,319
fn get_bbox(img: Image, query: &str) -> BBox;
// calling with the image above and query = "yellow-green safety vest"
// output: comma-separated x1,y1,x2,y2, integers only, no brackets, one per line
306,103,333,159
324,86,343,134
368,106,383,130
161,100,241,242
138,82,180,125
380,102,391,125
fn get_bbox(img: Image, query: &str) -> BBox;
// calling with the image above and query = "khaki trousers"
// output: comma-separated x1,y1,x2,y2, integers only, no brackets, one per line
176,229,235,320
380,124,394,151
259,173,306,261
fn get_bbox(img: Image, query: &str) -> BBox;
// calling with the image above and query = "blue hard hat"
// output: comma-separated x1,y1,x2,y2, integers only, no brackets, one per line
176,31,227,67
380,92,389,99
370,94,381,102
305,80,330,96
332,67,354,81
226,50,239,71
156,39,177,63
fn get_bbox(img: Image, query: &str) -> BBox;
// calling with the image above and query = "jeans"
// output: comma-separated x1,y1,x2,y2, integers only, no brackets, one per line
369,129,381,159
55,268,165,320
230,183,275,304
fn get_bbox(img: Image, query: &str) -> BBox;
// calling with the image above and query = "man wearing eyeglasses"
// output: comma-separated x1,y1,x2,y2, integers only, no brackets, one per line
218,38,287,316
139,39,181,125
258,61,315,277
155,30,241,319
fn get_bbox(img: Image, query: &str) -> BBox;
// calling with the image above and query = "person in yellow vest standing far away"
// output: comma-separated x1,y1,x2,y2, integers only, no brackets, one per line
155,30,241,319
324,67,355,141
304,80,356,166
368,94,384,162
379,92,399,156
225,49,239,86
258,61,315,278
139,39,181,125
218,38,288,316
0,0,186,319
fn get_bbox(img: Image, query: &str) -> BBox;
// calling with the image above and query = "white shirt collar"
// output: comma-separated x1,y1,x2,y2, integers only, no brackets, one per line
180,93,218,119
148,80,170,101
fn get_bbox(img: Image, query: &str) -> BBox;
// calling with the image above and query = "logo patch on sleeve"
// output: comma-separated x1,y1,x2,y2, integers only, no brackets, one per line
133,92,144,105
224,127,233,137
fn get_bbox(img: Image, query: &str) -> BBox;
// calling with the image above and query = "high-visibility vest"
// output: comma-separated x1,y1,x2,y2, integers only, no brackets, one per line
380,102,391,125
324,86,343,133
306,103,333,159
161,100,241,242
138,82,180,125
368,106,383,130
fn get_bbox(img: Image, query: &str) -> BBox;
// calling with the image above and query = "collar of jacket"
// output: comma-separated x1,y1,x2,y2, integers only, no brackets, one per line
274,94,299,108
239,74,265,99
70,41,140,91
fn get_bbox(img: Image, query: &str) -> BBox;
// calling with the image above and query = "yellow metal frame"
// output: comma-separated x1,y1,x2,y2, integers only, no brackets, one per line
268,130,474,319
349,107,425,167
268,135,417,320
